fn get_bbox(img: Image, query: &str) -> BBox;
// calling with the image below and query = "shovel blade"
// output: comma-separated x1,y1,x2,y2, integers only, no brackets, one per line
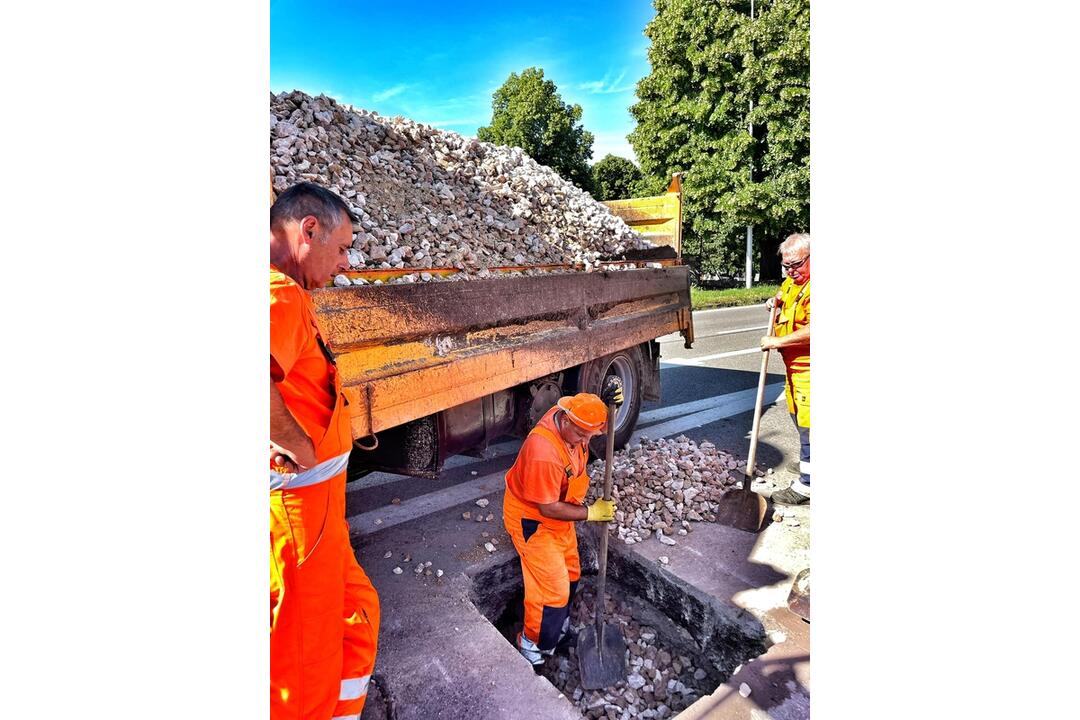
714,488,768,533
577,621,627,690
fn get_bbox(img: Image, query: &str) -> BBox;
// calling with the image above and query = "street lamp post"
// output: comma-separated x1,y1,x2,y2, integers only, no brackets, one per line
745,0,754,289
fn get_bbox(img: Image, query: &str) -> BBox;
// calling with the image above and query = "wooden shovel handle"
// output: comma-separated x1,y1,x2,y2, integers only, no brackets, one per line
602,399,616,501
745,302,778,489
594,399,617,637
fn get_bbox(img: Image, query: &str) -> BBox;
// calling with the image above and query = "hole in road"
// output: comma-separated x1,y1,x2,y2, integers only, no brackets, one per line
468,537,768,719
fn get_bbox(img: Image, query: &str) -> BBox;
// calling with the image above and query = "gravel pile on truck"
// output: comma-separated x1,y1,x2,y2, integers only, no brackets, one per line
270,90,652,280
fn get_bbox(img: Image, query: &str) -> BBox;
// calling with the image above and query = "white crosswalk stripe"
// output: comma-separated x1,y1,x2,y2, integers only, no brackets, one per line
637,383,785,426
349,470,506,537
661,347,764,367
629,385,785,446
659,325,766,343
344,439,521,492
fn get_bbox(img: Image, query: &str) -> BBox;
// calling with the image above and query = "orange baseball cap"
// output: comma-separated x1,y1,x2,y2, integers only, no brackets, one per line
556,393,608,432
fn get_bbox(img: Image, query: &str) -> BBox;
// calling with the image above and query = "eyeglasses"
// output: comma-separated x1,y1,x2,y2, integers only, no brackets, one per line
782,255,809,272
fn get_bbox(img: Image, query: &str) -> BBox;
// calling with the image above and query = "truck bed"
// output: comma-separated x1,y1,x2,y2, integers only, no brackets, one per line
311,266,695,441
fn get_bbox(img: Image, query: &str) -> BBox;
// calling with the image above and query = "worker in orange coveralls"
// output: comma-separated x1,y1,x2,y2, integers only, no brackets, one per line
503,381,623,671
270,182,379,719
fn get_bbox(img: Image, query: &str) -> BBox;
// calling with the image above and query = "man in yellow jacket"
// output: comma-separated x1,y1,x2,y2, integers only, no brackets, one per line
763,233,811,505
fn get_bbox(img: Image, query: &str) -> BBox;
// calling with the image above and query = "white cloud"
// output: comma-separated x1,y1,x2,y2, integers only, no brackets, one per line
577,70,634,95
591,132,637,165
403,92,493,134
372,84,410,102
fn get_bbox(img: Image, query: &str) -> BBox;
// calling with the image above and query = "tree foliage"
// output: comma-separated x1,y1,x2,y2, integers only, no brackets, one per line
629,0,809,278
590,154,643,201
478,67,595,191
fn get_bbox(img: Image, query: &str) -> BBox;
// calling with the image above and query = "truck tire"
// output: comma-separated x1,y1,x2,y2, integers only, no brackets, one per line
575,344,645,457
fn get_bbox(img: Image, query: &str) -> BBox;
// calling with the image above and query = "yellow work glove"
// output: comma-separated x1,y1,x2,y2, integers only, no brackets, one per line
586,498,616,522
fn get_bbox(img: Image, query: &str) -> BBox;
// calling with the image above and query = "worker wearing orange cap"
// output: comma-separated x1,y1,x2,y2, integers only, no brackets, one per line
502,381,623,670
270,182,380,720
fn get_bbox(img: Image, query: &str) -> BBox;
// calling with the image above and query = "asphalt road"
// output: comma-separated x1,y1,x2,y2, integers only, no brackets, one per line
652,304,796,469
344,303,802,526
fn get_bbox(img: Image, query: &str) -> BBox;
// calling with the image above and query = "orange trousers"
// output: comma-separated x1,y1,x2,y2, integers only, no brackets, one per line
271,476,379,720
504,513,581,650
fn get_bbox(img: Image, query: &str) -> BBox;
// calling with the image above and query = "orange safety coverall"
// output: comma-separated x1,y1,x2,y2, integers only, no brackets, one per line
503,406,590,651
270,265,380,720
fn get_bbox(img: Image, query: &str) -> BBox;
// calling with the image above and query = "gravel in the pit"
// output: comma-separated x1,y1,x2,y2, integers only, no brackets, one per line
540,584,713,719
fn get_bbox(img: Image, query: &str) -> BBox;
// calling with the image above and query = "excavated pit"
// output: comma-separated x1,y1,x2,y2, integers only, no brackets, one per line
469,532,768,719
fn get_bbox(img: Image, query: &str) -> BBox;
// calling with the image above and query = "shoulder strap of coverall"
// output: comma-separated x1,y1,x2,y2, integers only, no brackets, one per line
531,423,578,480
785,280,810,335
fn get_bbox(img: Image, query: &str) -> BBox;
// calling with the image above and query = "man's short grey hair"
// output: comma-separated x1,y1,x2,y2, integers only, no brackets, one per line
270,182,357,235
778,233,810,257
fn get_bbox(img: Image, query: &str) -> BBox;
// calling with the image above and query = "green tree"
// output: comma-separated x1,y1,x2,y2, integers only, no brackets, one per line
590,154,643,200
629,0,809,279
478,67,595,191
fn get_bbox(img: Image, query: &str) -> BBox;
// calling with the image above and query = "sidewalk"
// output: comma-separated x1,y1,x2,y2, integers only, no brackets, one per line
355,464,809,719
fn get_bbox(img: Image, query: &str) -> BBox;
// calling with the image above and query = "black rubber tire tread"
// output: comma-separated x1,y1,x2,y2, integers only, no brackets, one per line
574,344,645,458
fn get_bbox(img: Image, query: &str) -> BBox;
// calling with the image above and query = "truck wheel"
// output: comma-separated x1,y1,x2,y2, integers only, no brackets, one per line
576,345,644,457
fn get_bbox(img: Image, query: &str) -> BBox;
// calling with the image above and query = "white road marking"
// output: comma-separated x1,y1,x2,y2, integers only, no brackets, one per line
661,347,764,368
693,305,765,315
346,472,404,492
349,469,506,537
638,383,785,426
344,439,521,492
659,325,766,343
628,385,785,446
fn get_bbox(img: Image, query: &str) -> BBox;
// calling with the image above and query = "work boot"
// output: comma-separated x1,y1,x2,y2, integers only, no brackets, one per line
772,482,810,506
516,632,547,673
555,628,578,656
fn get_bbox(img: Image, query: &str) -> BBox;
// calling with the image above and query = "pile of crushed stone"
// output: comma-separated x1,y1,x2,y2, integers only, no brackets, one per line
270,90,652,282
585,436,746,547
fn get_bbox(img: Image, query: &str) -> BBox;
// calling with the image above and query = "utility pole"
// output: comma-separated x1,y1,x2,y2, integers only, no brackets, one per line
745,0,754,288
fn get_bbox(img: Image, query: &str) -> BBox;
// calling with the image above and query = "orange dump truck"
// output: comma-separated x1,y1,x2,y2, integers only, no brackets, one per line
311,175,694,479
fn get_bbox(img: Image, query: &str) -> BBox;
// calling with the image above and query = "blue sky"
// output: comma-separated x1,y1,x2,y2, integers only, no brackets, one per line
270,0,657,162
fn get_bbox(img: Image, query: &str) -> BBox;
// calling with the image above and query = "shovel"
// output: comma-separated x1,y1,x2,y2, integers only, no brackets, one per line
577,398,628,690
715,302,778,533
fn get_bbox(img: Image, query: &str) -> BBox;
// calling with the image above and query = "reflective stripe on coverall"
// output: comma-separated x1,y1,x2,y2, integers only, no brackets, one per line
776,277,810,483
270,266,380,720
503,406,590,651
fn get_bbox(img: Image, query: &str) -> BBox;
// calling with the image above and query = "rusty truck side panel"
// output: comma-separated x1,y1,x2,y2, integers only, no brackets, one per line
312,266,694,441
